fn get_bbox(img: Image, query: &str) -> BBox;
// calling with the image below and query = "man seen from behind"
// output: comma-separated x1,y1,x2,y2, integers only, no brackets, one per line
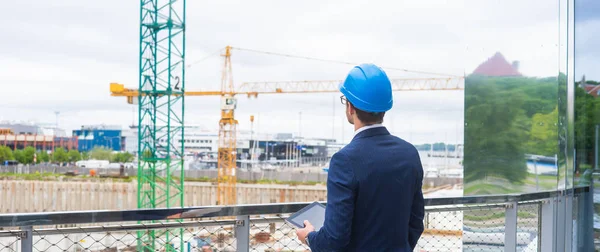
296,63,425,251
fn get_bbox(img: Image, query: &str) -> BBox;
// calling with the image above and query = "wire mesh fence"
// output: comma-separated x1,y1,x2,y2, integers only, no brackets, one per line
516,202,541,252
27,220,239,252
462,206,508,252
249,216,308,252
32,229,137,251
0,231,21,252
0,202,547,252
419,208,465,251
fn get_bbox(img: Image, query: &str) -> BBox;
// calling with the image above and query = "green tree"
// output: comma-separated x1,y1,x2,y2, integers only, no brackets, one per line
89,147,113,160
22,147,36,164
13,150,25,164
52,147,69,163
464,75,530,187
573,82,600,172
81,151,90,160
37,151,50,163
518,80,558,117
124,152,134,162
0,146,14,163
112,152,134,163
68,150,81,162
527,107,559,156
142,149,154,159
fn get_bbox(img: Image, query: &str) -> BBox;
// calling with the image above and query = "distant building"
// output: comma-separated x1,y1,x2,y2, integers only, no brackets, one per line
0,122,76,151
120,124,339,163
0,123,44,135
122,126,138,154
581,84,600,97
37,123,68,137
73,125,123,152
274,133,294,140
578,76,600,97
472,52,522,77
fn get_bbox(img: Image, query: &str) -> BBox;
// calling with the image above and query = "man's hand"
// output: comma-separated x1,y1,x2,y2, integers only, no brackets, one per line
296,220,315,245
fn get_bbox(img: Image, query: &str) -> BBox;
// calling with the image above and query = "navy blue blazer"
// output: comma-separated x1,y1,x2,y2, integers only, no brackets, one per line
307,126,425,251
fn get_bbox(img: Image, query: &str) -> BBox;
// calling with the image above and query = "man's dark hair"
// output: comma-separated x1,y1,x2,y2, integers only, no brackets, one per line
350,103,385,124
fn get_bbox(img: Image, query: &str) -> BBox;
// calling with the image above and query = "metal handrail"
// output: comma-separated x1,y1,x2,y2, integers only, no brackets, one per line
0,186,589,228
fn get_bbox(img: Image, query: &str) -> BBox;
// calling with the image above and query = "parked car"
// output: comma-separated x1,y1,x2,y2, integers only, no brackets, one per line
2,160,18,166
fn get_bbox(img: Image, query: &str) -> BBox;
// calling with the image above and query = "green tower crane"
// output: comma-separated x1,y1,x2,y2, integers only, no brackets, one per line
137,0,185,250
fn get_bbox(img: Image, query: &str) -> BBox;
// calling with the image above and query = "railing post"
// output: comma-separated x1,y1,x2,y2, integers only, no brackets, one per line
564,194,573,251
235,215,250,252
556,193,566,251
576,186,594,251
540,197,556,252
20,226,33,252
504,201,518,252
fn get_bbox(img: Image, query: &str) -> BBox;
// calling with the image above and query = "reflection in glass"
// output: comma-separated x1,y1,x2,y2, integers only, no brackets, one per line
464,52,559,195
574,0,600,249
460,1,561,249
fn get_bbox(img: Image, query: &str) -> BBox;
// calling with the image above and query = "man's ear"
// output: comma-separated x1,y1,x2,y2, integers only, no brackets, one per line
347,103,354,115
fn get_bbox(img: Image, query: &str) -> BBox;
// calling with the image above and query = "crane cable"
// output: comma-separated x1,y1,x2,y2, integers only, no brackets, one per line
185,48,223,68
231,46,462,78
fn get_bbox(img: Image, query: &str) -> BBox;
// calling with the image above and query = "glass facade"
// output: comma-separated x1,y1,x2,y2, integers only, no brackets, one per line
462,1,562,250
462,0,563,194
453,0,595,250
574,0,600,250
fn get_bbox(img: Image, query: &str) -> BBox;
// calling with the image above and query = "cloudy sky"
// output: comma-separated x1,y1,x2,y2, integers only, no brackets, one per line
575,0,600,81
1,0,595,144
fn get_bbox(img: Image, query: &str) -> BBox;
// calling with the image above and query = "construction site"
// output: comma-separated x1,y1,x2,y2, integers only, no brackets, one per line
0,2,468,250
6,0,594,251
0,0,467,209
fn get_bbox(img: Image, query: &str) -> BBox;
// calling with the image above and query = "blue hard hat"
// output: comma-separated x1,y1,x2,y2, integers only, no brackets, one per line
339,63,393,113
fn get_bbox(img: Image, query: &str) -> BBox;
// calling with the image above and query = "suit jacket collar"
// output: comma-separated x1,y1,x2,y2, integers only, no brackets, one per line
352,126,390,140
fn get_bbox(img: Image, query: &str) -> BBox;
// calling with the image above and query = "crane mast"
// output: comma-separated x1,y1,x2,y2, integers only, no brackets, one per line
136,0,185,250
218,46,238,205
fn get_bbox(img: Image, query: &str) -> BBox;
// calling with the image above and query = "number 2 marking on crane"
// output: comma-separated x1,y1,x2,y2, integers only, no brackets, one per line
173,76,180,90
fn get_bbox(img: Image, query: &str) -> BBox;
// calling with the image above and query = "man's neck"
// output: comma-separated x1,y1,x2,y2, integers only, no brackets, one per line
354,122,382,132
354,122,366,131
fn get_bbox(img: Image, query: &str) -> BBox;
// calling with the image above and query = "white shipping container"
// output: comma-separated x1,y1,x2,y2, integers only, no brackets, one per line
75,160,110,169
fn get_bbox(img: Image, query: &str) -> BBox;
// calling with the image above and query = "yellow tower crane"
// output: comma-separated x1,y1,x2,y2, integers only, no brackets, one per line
110,46,465,205
218,46,238,205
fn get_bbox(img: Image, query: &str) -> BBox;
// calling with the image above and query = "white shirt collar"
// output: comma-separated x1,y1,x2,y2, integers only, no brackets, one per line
354,124,385,136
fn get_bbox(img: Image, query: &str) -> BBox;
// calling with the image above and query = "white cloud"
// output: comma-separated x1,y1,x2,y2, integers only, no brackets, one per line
575,20,600,80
